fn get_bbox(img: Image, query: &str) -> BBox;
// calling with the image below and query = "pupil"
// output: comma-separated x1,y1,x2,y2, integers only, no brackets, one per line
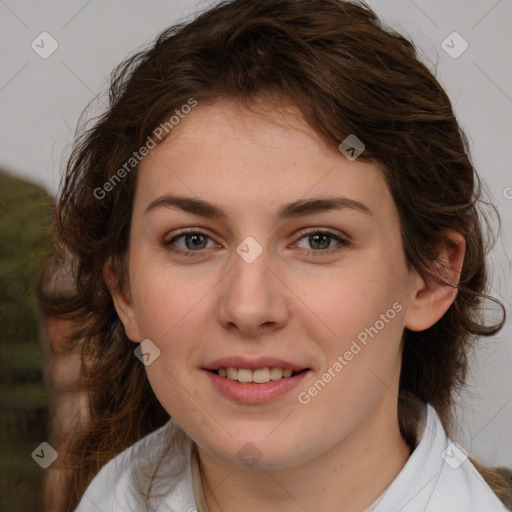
186,234,207,250
310,234,329,250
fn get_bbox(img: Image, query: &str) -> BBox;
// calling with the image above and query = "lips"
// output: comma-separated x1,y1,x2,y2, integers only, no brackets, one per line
203,356,310,404
204,356,307,373
204,357,308,383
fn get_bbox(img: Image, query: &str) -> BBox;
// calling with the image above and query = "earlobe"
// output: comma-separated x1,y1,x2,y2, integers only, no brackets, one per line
404,230,466,332
103,258,142,342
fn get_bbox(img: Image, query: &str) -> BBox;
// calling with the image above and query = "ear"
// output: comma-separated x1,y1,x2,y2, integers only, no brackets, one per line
404,230,466,332
103,257,142,342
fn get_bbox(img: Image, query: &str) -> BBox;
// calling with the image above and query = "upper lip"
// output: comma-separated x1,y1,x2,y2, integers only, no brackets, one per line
204,356,308,372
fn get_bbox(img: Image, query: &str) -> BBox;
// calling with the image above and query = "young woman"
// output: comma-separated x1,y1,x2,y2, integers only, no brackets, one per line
44,0,511,510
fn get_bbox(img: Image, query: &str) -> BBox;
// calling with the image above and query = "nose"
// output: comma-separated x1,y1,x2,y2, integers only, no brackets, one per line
216,245,289,338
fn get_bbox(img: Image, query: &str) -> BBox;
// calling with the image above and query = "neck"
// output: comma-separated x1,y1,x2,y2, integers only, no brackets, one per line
197,394,412,512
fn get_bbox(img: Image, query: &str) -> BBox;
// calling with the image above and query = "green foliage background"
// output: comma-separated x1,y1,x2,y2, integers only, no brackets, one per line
0,169,54,511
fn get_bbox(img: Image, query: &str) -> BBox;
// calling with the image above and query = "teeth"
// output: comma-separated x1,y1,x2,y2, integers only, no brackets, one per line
237,368,253,383
216,366,297,383
270,367,283,380
253,367,270,383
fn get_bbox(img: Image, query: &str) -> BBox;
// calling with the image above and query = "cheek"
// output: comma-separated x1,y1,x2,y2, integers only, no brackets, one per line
292,258,405,344
130,255,214,339
129,264,219,403
292,264,407,405
131,270,209,414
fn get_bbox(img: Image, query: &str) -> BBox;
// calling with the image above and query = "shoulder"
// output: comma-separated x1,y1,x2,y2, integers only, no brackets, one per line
73,419,197,512
374,403,509,512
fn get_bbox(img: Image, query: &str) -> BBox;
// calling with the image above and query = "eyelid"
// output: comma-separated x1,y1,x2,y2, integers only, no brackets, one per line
293,227,349,242
164,226,212,241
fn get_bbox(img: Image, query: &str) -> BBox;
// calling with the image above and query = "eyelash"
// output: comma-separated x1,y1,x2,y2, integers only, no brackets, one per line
163,228,350,258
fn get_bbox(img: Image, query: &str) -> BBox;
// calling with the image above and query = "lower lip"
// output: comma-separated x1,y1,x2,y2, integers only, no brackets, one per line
204,370,309,404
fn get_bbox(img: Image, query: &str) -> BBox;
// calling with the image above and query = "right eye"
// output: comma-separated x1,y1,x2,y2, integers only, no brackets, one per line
164,229,218,256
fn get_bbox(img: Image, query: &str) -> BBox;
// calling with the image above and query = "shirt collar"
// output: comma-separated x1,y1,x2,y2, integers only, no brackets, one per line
186,402,506,512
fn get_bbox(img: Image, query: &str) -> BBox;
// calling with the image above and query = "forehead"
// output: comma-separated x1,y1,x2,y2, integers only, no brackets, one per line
152,98,335,167
134,98,394,221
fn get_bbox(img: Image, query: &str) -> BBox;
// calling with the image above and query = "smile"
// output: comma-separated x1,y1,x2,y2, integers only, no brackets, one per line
204,366,310,404
213,366,301,383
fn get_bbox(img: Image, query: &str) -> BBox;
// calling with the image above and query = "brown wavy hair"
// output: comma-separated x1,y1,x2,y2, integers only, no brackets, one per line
39,0,511,509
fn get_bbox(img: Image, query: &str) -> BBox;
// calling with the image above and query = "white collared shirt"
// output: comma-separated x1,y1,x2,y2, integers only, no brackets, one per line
74,403,508,511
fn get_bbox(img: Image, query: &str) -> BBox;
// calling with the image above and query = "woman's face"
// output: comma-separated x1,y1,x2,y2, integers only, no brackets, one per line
115,98,424,469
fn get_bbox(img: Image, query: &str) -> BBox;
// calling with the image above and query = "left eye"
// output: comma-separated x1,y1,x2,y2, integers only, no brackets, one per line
295,231,345,251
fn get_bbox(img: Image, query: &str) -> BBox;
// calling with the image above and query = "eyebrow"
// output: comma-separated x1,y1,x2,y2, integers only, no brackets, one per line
144,194,373,219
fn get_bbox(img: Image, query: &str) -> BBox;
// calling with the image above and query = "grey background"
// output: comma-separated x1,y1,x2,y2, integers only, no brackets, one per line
1,0,511,466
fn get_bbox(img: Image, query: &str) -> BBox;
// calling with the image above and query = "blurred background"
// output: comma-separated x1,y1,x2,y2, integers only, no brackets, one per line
0,0,511,510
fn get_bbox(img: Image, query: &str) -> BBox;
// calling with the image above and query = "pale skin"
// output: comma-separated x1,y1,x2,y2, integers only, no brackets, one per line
106,97,465,512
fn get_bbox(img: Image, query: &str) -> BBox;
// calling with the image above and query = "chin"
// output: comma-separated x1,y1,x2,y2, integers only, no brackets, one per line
197,429,316,471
